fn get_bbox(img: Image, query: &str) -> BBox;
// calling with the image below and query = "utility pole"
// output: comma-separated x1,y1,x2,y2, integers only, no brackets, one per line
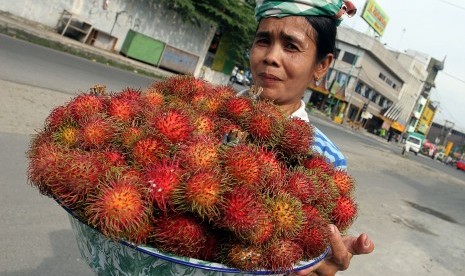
343,66,361,123
442,120,455,146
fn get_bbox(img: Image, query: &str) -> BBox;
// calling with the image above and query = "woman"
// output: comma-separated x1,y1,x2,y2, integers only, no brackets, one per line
249,1,375,275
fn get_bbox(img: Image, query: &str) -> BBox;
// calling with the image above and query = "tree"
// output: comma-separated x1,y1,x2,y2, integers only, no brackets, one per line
157,0,257,67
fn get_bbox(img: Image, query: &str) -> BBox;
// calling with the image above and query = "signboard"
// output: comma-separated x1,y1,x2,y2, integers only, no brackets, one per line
361,0,389,36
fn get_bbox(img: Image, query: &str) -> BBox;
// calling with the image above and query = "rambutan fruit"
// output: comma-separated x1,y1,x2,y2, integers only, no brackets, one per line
219,185,269,239
285,168,316,203
215,118,242,139
53,150,105,208
67,93,106,123
108,96,140,124
265,239,303,273
311,172,339,212
131,136,169,167
266,192,304,238
278,117,313,157
120,126,144,149
116,87,141,101
156,75,211,100
79,117,116,149
45,105,73,131
330,195,357,232
151,214,208,259
126,220,154,245
27,138,67,195
53,125,79,147
245,110,282,147
302,154,335,176
221,97,253,123
85,176,150,240
332,169,355,196
191,113,216,136
295,205,330,259
225,243,264,271
141,87,164,109
256,147,285,191
178,135,220,171
142,158,183,213
221,144,261,187
149,108,193,144
214,85,236,102
245,210,275,245
254,100,286,123
175,169,226,220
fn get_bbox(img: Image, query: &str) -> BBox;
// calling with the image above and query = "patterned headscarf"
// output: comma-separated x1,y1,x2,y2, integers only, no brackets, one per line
255,0,356,25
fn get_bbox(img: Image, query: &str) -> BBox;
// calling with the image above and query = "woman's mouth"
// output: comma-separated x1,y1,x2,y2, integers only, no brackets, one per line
258,73,282,85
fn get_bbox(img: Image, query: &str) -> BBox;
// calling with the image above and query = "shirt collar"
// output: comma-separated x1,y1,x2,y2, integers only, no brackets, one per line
290,100,309,122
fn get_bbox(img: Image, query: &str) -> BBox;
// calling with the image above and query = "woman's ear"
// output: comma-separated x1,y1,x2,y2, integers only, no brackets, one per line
314,53,334,80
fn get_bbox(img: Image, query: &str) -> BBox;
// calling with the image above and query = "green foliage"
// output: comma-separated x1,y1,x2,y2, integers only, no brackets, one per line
157,0,257,66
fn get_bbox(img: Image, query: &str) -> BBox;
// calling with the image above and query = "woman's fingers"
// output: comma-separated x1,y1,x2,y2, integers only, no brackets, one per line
342,232,375,255
326,224,352,270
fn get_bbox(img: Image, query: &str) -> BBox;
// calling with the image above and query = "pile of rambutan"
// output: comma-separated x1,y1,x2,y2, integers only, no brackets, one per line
26,76,357,273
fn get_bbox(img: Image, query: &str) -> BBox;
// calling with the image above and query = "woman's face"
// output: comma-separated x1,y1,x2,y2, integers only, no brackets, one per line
250,16,329,108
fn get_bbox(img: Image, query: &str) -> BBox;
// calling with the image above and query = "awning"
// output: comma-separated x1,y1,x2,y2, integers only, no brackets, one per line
390,121,405,132
309,85,329,95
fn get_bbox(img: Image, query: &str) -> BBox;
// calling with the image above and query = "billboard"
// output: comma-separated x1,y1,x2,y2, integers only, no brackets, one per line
361,0,389,36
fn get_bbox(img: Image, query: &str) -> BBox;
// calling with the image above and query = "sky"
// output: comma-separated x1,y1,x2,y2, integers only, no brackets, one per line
340,0,465,132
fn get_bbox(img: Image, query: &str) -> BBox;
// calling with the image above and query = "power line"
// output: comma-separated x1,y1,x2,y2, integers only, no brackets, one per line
433,0,465,11
441,71,465,85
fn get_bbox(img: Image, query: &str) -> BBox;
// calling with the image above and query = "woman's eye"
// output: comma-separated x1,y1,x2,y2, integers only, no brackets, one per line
285,43,298,51
255,38,269,46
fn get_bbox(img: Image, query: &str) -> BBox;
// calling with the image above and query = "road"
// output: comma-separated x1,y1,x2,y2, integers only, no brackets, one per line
0,33,155,94
0,34,464,275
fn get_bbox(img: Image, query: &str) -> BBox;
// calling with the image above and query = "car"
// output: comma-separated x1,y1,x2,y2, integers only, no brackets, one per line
402,135,422,155
456,160,465,171
230,67,251,86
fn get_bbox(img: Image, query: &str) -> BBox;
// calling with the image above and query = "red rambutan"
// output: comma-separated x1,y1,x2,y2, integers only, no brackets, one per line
79,117,116,149
332,169,355,196
285,168,317,203
150,108,193,144
278,117,313,156
330,195,357,232
67,93,106,123
142,158,183,213
222,97,253,123
178,135,220,171
265,239,303,273
175,169,226,219
225,243,264,271
131,136,169,167
266,192,304,238
151,214,208,258
221,144,261,187
85,176,150,240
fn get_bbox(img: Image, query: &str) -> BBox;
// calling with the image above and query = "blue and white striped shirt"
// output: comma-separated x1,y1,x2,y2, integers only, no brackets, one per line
291,100,347,170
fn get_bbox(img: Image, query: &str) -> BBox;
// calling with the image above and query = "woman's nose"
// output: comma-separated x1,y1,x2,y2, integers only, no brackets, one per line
263,45,280,66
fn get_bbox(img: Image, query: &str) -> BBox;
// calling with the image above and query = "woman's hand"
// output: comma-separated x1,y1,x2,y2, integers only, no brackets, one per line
295,224,374,276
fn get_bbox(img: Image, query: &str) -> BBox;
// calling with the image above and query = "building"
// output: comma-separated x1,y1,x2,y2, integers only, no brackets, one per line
309,26,411,134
